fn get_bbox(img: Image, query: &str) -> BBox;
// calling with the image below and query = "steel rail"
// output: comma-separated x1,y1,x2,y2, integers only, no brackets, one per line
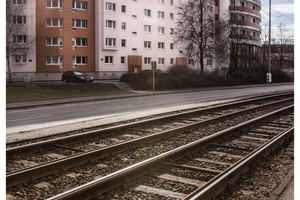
185,127,294,200
6,99,293,188
6,92,293,158
46,105,293,200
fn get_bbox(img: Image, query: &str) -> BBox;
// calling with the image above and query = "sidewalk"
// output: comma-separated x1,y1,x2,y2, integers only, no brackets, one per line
6,81,293,110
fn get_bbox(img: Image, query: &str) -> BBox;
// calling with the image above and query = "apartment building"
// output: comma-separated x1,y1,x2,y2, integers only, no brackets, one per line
229,0,262,68
6,0,261,81
95,0,183,79
35,0,95,80
6,0,36,82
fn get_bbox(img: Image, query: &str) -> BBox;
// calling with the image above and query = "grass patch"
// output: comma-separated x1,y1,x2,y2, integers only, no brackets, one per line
6,83,124,103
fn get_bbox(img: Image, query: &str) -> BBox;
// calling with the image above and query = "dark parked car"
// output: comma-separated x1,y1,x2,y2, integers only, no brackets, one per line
62,71,93,83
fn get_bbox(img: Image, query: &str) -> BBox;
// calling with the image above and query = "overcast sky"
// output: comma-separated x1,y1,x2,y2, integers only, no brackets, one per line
260,0,294,40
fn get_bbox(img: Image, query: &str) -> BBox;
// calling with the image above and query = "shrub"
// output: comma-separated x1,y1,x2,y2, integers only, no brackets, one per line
119,64,291,91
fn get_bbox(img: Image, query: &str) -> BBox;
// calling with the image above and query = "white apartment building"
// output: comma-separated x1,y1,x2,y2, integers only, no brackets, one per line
95,0,183,79
6,0,36,82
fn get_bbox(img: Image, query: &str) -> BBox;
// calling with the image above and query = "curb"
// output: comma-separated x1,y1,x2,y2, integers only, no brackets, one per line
268,166,294,200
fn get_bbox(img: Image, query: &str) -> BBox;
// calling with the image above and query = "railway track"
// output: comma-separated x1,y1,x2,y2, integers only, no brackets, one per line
48,105,294,200
6,92,294,199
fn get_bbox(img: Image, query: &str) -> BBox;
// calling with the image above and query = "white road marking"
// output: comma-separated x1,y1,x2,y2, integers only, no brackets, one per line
6,114,54,123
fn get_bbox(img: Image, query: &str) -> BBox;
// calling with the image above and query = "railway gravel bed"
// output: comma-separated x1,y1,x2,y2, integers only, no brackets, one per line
6,100,293,199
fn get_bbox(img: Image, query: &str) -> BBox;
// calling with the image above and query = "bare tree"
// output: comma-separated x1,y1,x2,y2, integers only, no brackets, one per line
174,0,216,75
212,13,231,74
6,0,35,84
260,24,269,65
271,23,294,69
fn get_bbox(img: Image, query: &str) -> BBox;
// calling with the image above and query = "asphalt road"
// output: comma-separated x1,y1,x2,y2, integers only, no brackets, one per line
6,84,294,134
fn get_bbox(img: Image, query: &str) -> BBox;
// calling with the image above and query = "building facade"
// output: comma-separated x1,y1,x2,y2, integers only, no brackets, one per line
229,0,261,69
6,0,261,81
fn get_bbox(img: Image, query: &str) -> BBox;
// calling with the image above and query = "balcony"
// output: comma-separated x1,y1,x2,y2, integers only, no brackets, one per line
229,6,260,18
230,20,261,31
230,34,259,42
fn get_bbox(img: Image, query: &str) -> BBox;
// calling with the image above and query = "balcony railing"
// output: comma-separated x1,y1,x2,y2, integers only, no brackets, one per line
230,20,261,31
230,34,259,42
229,6,260,18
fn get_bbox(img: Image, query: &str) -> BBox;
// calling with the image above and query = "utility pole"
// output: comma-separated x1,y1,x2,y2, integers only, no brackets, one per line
151,61,156,94
267,0,272,83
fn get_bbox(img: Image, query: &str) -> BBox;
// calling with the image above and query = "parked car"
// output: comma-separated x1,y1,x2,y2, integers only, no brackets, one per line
62,71,93,83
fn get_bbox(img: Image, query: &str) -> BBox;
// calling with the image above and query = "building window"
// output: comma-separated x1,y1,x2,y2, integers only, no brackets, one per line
253,18,256,23
132,48,137,52
47,56,63,65
240,1,244,7
207,60,212,65
132,31,137,35
144,9,151,17
158,11,164,19
240,15,245,21
144,57,151,65
253,31,256,36
253,6,256,10
106,38,116,47
121,5,126,13
170,13,174,20
13,16,26,24
73,1,87,10
240,29,245,35
105,56,114,64
158,27,164,34
121,22,126,30
73,19,87,28
13,0,26,5
121,39,126,47
46,37,63,46
73,38,87,46
144,25,151,33
132,15,137,19
15,54,26,63
170,43,174,50
106,2,115,11
144,41,151,49
188,59,194,66
215,14,218,20
158,58,165,65
230,0,235,6
121,56,125,64
73,56,87,65
46,0,63,8
230,14,236,20
158,0,164,3
215,0,218,6
46,18,63,27
158,42,164,50
170,28,174,35
170,0,173,5
170,58,174,64
13,35,27,44
106,20,116,29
